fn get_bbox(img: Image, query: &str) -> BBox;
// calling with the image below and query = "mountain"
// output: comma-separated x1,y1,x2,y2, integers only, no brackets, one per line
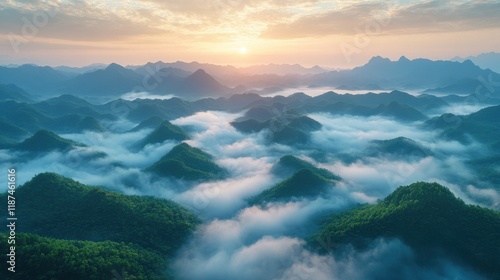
174,69,232,99
0,64,69,95
367,137,432,160
0,233,166,280
53,63,108,74
315,182,500,279
452,52,500,73
250,169,335,205
309,56,500,94
138,120,189,148
272,155,341,180
147,142,225,181
239,64,327,75
231,106,322,145
0,172,198,255
15,129,83,152
0,84,33,103
0,119,29,148
128,115,165,132
425,105,500,144
32,94,114,120
60,63,142,97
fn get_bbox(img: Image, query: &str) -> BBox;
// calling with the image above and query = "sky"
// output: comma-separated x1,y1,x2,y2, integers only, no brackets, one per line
0,0,499,68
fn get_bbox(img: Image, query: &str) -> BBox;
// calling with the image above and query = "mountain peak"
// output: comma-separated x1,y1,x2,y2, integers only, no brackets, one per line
105,63,125,71
368,56,391,64
398,56,410,62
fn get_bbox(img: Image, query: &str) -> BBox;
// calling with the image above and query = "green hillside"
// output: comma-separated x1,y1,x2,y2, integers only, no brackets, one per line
272,155,341,180
0,233,166,280
315,182,500,279
139,120,189,148
250,169,335,204
147,142,225,181
0,173,198,255
15,130,83,152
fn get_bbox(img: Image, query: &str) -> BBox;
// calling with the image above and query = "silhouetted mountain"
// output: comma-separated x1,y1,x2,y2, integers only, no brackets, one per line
367,137,432,160
315,182,500,279
250,169,335,204
0,84,33,102
272,155,341,180
15,130,83,152
0,64,69,95
239,63,326,75
310,56,500,94
452,52,500,73
53,63,108,74
128,116,165,132
147,142,225,181
0,119,29,148
138,120,189,148
174,69,232,99
60,63,142,97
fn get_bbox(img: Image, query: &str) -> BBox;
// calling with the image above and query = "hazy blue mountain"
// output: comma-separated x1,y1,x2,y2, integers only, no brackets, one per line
15,129,83,152
250,169,336,205
137,120,189,148
128,115,165,132
147,142,225,181
309,56,500,94
173,69,232,99
0,64,69,95
367,137,432,160
272,155,341,180
315,182,500,279
53,63,108,74
231,107,322,145
0,119,29,148
425,105,500,144
0,84,33,102
452,52,500,73
60,63,143,97
32,94,115,120
0,100,105,134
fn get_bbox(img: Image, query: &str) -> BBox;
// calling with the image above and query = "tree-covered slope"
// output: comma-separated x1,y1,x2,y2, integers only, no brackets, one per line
250,169,336,205
0,173,198,256
15,129,83,152
0,233,166,280
315,182,500,278
272,155,341,180
147,142,225,181
138,120,189,148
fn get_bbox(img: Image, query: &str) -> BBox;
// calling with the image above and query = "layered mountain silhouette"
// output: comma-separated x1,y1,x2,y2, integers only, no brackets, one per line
0,84,33,103
147,142,225,181
309,56,500,95
128,115,165,132
367,137,432,160
315,182,500,279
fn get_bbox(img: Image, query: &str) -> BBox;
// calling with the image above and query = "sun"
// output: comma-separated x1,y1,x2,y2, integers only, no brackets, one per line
239,47,248,54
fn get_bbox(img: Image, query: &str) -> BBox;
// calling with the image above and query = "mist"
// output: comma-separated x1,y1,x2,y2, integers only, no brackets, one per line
0,99,496,280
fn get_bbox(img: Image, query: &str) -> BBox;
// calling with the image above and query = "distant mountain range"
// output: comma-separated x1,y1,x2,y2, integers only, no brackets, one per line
2,56,498,100
310,56,500,95
452,52,500,73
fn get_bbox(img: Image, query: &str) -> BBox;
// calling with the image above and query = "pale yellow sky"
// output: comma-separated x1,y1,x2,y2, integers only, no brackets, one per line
0,0,499,68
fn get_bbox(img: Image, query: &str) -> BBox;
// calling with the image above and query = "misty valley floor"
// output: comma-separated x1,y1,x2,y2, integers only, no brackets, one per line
1,89,500,280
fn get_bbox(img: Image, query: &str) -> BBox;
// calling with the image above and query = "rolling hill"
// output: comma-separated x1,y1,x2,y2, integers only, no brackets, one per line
147,142,225,181
315,182,500,279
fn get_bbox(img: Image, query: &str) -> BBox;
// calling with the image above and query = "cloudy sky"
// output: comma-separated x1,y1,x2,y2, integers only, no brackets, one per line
0,0,499,68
